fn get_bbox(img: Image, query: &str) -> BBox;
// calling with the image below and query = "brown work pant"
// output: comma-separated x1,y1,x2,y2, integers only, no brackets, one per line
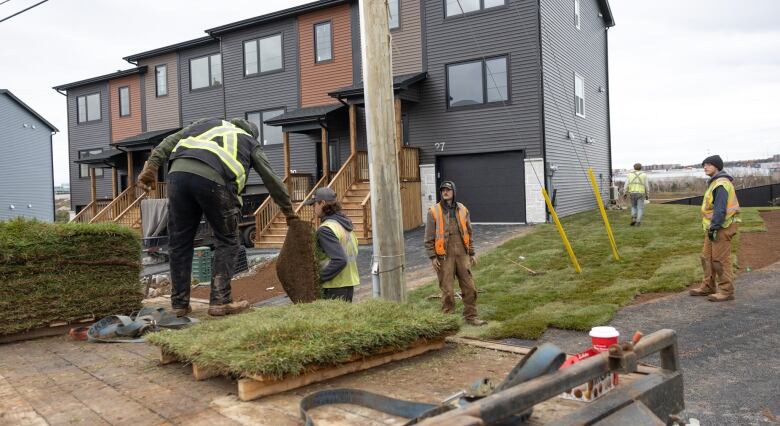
436,221,478,320
700,224,738,296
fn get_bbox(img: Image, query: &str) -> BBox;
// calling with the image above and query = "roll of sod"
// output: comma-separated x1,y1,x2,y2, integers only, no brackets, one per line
0,219,143,335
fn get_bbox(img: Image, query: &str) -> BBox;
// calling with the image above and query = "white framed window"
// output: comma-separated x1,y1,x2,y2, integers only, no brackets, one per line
388,0,400,29
574,0,581,29
314,21,333,63
574,73,585,117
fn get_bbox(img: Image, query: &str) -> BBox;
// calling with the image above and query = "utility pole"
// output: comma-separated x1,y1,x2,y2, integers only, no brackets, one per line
360,0,406,301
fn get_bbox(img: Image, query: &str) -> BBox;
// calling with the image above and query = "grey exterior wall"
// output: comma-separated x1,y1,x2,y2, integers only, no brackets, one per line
541,0,611,217
221,17,300,187
0,94,55,221
66,83,113,210
139,52,181,131
179,41,225,125
411,0,544,166
390,0,423,75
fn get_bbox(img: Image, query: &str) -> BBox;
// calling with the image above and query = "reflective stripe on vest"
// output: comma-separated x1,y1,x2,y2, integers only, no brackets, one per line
171,121,250,192
432,203,471,256
627,171,646,193
319,219,360,289
701,177,741,231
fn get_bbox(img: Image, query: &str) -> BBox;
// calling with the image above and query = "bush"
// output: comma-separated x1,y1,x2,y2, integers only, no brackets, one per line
0,219,143,335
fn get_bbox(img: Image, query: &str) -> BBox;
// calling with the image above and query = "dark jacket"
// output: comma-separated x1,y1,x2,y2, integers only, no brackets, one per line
707,170,733,230
317,212,355,282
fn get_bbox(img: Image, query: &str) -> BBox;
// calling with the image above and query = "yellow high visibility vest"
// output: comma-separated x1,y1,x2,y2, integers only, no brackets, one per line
701,177,740,231
626,171,647,194
318,219,360,289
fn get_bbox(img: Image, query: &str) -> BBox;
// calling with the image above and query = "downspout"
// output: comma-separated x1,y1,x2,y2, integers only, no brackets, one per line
605,26,613,192
218,35,227,120
536,0,549,223
50,130,57,222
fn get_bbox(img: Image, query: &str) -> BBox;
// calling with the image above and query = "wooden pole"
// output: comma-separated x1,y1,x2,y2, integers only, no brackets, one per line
127,151,135,186
321,127,329,180
283,132,291,179
360,0,406,301
90,168,97,216
349,104,357,156
111,167,118,198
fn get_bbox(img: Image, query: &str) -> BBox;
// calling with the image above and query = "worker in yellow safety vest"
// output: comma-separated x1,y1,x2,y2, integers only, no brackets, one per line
689,155,741,302
424,181,486,326
138,118,295,317
626,163,649,226
306,187,360,302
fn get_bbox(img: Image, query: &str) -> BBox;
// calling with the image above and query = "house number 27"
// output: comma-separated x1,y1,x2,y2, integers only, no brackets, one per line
434,142,446,152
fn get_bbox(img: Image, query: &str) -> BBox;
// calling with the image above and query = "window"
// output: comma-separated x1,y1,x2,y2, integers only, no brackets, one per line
244,34,283,75
388,0,400,29
445,0,504,17
446,56,509,108
247,108,285,146
118,86,130,117
78,148,104,178
574,0,581,29
190,53,222,90
76,93,101,123
155,65,167,97
574,73,585,116
314,22,333,63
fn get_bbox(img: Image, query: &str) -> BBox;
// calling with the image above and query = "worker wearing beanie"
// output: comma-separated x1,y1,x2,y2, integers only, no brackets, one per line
424,181,486,326
690,155,741,301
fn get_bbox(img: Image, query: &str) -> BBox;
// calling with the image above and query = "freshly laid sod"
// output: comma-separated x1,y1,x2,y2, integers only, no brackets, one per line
0,219,142,335
147,299,460,379
409,205,768,340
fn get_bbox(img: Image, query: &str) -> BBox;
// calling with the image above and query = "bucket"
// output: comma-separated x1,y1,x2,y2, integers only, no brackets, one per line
589,326,619,352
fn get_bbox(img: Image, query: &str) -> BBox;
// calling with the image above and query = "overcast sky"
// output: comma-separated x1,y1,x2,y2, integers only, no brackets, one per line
1,0,778,185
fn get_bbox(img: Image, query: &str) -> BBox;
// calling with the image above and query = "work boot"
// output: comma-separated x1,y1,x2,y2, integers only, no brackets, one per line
467,318,488,326
172,305,192,318
630,220,636,226
707,293,734,302
208,300,250,316
689,284,715,296
635,222,641,227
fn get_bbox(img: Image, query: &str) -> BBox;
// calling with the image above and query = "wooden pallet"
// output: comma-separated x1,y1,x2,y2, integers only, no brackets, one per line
159,337,447,401
0,317,95,344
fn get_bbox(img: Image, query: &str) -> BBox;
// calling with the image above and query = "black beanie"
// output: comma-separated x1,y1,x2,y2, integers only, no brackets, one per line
702,155,723,171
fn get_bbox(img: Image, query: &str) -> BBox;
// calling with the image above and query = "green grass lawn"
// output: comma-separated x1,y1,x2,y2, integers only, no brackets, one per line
408,204,769,340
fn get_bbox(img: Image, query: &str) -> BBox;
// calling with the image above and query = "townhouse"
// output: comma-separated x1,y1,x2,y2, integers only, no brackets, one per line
54,0,615,247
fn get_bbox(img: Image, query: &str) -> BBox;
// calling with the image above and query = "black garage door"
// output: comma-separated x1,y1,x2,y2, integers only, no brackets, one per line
436,151,525,223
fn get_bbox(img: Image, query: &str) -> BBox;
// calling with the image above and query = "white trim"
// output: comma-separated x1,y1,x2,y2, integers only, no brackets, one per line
524,158,546,223
574,72,585,118
574,0,581,30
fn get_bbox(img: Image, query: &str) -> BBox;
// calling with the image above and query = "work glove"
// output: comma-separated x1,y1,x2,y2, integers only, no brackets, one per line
707,229,718,242
137,162,158,193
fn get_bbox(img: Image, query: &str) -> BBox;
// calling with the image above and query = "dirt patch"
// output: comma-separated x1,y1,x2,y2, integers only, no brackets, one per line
191,259,286,304
738,210,780,271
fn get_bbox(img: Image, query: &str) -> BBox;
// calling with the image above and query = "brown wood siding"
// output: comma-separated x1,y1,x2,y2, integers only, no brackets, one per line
109,75,143,142
391,0,423,75
298,3,353,107
139,52,180,131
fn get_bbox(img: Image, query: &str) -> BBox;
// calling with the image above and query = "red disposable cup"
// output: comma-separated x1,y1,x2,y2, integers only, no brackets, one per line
589,326,619,352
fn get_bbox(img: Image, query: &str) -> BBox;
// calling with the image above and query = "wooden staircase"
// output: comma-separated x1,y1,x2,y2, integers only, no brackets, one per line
70,183,167,232
254,148,421,249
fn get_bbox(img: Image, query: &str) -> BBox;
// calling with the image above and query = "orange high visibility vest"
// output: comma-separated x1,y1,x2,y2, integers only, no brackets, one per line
433,202,471,256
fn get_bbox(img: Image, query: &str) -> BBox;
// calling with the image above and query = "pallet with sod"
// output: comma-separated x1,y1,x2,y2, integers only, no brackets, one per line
0,316,96,344
158,337,446,401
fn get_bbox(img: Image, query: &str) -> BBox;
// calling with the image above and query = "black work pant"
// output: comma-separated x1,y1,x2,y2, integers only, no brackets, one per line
322,287,354,303
168,172,240,308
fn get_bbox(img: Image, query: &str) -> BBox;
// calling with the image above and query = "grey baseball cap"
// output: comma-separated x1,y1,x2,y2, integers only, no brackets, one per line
303,187,337,205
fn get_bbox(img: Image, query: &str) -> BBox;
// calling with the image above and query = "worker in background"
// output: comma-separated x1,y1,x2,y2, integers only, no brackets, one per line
425,181,487,326
626,163,649,226
690,155,740,302
137,118,296,317
306,187,359,302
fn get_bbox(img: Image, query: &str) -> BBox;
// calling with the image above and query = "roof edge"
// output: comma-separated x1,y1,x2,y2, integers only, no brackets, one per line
598,0,615,27
206,0,348,36
0,89,59,132
123,36,215,63
52,66,147,92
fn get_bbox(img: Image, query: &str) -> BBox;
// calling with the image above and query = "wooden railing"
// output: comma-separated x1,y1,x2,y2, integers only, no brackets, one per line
89,185,144,223
399,147,420,182
296,175,328,224
287,173,312,202
151,182,167,199
360,192,372,239
70,199,111,223
254,176,288,238
328,153,359,201
356,150,369,181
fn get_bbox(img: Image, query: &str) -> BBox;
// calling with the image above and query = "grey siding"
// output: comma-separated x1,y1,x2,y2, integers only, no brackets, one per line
139,52,181,131
390,0,423,75
289,132,318,177
541,0,611,217
66,83,113,210
411,0,544,166
221,18,300,187
179,42,225,125
350,2,362,84
0,94,55,221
